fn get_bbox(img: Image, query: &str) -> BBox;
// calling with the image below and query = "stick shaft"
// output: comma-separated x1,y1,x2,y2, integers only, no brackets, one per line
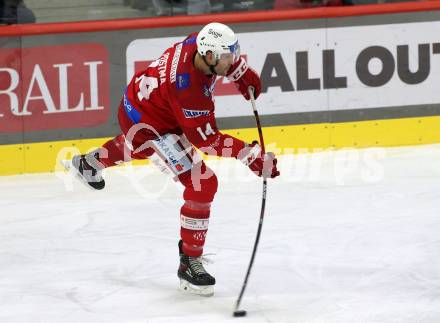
248,88,265,154
234,88,268,312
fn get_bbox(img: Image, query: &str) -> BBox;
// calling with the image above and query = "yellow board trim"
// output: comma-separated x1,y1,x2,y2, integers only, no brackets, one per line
1,115,440,176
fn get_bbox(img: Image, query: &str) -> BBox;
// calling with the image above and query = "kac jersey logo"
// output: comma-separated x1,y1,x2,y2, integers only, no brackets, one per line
183,108,210,118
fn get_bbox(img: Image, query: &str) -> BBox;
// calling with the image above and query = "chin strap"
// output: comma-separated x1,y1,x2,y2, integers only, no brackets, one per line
202,55,218,75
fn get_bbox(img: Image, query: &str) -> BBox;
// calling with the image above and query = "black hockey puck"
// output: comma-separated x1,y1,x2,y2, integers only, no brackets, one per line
233,310,247,317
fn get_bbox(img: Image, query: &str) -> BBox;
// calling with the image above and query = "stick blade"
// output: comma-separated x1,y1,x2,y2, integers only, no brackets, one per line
233,310,247,317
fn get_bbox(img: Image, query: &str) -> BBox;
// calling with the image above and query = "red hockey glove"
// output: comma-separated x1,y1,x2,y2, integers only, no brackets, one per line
227,56,262,100
238,141,280,178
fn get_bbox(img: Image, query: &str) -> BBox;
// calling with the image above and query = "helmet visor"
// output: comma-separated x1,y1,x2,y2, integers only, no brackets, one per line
220,41,240,64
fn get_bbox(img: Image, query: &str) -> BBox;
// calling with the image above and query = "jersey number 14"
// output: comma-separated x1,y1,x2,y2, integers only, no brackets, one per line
197,122,215,141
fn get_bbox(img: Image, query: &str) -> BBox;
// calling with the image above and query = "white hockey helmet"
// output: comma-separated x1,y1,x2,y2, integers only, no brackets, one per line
196,22,240,64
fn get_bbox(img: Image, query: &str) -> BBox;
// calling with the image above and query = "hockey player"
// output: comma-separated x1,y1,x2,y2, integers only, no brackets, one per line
69,22,280,296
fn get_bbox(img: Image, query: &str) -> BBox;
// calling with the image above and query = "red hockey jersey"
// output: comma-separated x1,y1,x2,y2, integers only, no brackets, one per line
123,33,246,158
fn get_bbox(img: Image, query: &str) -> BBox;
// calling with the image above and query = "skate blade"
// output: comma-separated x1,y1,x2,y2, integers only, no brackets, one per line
179,279,214,297
60,159,72,171
60,159,103,191
60,159,86,186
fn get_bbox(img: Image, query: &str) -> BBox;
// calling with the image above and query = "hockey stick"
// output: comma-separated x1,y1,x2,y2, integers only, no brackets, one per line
233,87,267,318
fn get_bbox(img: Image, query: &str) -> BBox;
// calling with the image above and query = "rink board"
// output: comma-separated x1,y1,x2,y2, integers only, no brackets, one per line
2,3,440,175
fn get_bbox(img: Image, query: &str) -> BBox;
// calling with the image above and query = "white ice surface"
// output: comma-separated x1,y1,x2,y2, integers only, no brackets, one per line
1,145,440,323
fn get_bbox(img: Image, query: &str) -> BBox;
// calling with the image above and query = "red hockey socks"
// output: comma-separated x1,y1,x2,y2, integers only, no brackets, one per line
178,163,218,257
180,200,211,257
99,134,155,168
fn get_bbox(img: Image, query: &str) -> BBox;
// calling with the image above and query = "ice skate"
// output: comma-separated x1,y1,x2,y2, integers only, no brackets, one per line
62,152,105,190
177,240,215,297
